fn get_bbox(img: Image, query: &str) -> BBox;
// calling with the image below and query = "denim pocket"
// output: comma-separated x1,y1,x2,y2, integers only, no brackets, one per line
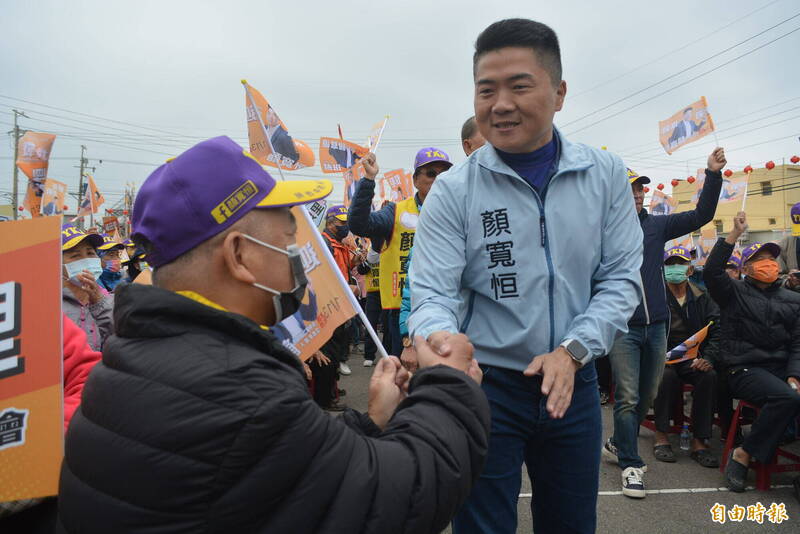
578,364,598,383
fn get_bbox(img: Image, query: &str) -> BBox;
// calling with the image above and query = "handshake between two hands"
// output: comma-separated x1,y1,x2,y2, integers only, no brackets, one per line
368,331,581,429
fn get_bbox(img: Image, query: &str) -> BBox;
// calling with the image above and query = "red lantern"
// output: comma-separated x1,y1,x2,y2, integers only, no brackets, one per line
687,176,696,184
724,169,733,177
18,206,24,211
62,205,69,210
657,183,664,191
765,160,775,170
671,179,679,187
744,165,753,174
123,210,129,216
644,186,650,193
791,155,799,164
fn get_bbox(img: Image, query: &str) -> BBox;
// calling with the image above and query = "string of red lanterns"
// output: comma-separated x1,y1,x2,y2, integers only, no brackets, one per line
647,158,798,192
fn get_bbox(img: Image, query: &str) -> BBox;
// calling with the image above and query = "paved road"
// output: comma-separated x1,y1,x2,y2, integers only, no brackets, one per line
338,352,800,533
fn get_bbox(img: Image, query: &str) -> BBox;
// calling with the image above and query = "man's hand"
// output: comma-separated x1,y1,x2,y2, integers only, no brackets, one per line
415,334,477,378
788,377,800,393
368,356,407,429
523,347,579,419
707,147,727,173
362,152,379,180
423,332,473,368
400,344,418,373
75,271,103,304
302,361,312,381
726,211,748,245
312,351,331,366
690,358,713,372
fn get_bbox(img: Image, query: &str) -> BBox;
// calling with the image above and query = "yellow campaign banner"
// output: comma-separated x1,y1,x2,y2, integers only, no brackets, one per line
242,81,315,171
649,189,677,216
666,322,712,365
696,227,718,267
75,174,105,218
16,132,56,181
40,179,67,216
319,137,368,174
0,217,64,501
692,169,749,204
270,206,358,360
659,97,715,155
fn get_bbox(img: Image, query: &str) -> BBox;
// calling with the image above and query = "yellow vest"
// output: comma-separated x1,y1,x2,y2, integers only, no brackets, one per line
379,196,418,309
365,263,380,293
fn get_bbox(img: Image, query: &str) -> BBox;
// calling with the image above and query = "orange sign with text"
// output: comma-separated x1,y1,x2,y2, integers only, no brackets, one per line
0,217,63,501
16,132,56,181
379,169,414,204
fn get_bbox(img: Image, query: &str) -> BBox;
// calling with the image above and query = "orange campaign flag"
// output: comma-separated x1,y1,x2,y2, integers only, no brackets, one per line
379,169,414,204
319,137,368,174
75,174,105,218
692,168,749,204
658,97,715,155
666,322,712,365
22,180,45,218
16,132,56,181
0,217,64,501
39,179,67,216
270,206,359,360
695,227,718,267
242,80,315,171
102,216,119,235
365,117,389,152
649,189,677,216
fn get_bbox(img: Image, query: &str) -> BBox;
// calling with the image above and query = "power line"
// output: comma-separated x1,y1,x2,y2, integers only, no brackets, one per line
565,25,800,136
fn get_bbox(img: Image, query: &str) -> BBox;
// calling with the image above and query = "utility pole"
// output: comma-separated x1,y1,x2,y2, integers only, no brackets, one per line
10,109,28,219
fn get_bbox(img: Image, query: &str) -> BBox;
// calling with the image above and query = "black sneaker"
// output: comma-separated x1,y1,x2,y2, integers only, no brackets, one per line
621,467,646,498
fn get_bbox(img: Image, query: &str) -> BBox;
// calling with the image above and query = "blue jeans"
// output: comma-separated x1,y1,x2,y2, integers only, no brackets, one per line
608,321,667,469
453,364,601,534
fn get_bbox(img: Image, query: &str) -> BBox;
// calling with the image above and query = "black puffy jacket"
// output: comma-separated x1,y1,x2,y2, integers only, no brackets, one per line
58,284,490,534
703,239,800,377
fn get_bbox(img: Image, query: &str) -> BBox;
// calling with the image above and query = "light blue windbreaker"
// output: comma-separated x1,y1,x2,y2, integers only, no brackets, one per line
408,130,644,372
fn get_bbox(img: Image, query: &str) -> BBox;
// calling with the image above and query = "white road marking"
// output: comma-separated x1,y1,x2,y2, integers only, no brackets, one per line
518,485,794,498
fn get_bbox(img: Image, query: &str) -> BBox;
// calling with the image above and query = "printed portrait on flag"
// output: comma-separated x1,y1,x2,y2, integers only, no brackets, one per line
379,169,414,204
243,81,314,170
40,179,67,216
695,227,718,267
666,234,694,252
319,138,368,174
649,190,677,216
23,179,45,218
666,322,712,365
659,97,715,155
693,169,748,204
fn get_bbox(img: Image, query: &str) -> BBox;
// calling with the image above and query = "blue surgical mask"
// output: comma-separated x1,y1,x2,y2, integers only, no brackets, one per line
65,257,103,284
664,264,689,284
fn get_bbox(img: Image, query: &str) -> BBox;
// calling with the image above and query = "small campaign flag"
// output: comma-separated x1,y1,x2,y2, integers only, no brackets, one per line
666,322,712,365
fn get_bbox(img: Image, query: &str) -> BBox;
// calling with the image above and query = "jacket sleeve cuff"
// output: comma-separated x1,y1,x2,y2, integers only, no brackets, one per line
341,408,383,437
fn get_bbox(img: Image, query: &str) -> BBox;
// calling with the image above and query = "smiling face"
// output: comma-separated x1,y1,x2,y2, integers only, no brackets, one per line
474,47,566,154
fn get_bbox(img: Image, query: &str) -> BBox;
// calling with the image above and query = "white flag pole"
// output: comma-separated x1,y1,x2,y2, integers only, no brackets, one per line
242,80,288,183
370,116,390,156
298,205,389,360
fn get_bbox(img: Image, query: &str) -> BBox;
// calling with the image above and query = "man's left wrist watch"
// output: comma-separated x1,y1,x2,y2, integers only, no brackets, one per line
560,339,589,368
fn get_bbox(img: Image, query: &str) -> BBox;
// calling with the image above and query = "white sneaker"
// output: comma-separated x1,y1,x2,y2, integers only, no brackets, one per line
363,360,374,367
602,438,647,472
621,467,646,499
339,362,352,375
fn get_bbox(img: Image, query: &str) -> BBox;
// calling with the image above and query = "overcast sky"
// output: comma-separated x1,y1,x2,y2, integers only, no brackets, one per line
2,0,798,211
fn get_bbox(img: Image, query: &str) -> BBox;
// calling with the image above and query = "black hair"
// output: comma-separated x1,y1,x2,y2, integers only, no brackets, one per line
473,18,562,85
684,107,693,114
461,116,477,141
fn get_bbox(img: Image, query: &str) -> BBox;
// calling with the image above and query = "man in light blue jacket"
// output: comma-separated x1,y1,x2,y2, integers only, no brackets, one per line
408,18,643,534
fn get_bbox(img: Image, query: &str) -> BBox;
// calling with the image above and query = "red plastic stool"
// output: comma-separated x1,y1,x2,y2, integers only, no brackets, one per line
720,400,800,490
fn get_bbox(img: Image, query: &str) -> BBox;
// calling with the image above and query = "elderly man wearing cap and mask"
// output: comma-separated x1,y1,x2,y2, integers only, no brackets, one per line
96,234,127,292
60,224,114,351
58,136,490,534
652,246,720,467
603,147,726,499
777,201,800,291
704,211,800,492
348,147,453,357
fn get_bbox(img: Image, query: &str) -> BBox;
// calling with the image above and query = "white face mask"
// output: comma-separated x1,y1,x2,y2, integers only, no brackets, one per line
64,257,103,284
242,234,308,322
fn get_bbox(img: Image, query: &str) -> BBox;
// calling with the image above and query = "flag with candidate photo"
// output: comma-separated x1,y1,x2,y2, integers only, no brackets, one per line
242,80,315,171
666,322,712,365
667,234,694,252
75,174,105,218
649,190,677,216
319,137,368,174
695,227,717,267
39,179,67,216
378,169,414,205
692,169,749,205
659,97,715,155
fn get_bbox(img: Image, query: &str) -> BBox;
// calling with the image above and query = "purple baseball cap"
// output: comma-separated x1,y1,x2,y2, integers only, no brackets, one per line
726,254,742,269
61,223,103,251
664,246,691,263
791,202,800,237
741,242,781,264
132,136,333,268
97,233,125,252
326,204,348,221
413,147,452,172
